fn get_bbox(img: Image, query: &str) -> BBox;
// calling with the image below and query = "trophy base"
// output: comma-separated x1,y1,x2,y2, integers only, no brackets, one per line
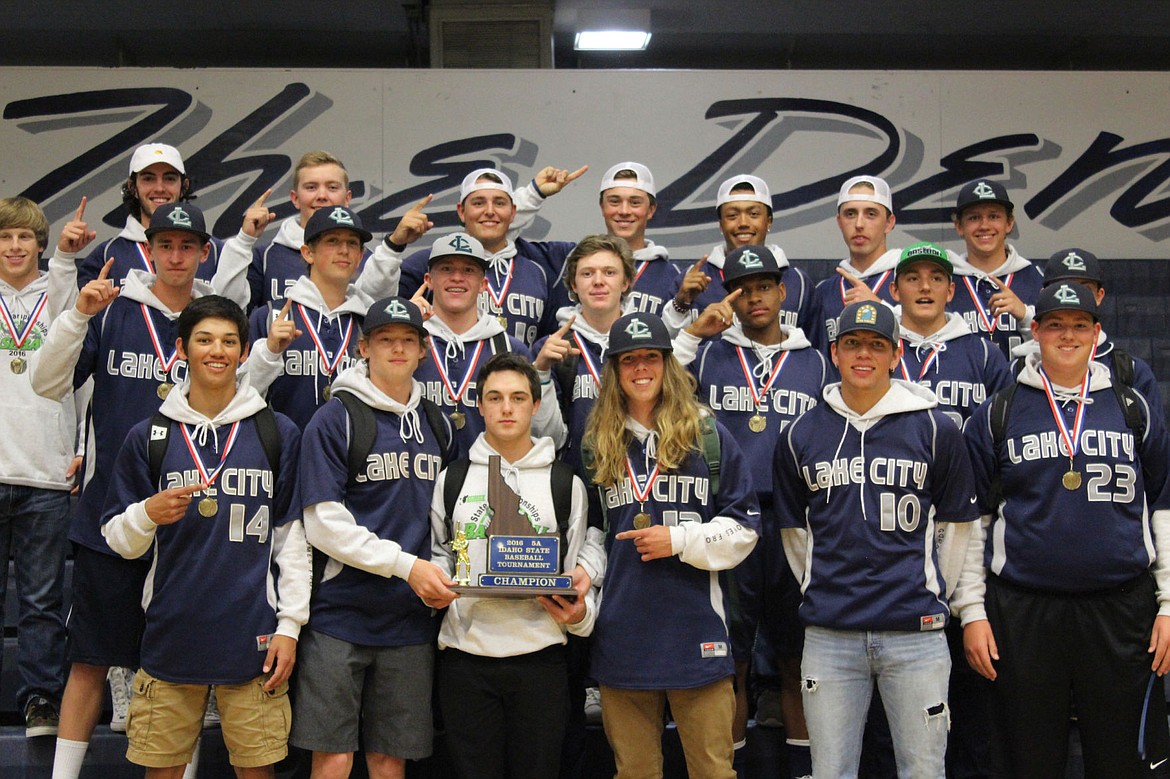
449,573,577,599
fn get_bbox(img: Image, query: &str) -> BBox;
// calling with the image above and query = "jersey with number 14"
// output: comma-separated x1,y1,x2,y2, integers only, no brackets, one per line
102,413,302,685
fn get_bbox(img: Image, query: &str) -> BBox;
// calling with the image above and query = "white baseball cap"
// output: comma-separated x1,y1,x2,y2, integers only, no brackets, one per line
717,174,772,209
836,175,892,212
459,168,514,202
129,143,185,176
599,162,656,197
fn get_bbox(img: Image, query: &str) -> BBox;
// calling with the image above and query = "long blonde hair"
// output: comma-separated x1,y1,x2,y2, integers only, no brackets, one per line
583,350,704,486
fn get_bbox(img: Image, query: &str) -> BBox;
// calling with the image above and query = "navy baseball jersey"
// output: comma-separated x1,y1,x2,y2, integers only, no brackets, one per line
535,323,606,474
688,245,814,332
898,318,1012,428
965,367,1170,592
102,412,302,684
773,383,979,632
591,420,760,690
300,394,453,646
949,250,1044,359
624,248,682,318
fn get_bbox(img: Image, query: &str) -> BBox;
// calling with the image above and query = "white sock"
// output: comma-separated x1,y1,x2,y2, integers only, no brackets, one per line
51,738,89,779
183,737,202,779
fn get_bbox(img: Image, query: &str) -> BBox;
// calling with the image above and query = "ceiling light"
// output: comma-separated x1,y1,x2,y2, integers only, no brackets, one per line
574,30,651,51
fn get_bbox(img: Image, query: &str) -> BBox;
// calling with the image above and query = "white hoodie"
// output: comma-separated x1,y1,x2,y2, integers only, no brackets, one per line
430,434,601,657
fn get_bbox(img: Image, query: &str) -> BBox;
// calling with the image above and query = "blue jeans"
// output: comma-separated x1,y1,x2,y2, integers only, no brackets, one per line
801,626,950,779
0,484,70,709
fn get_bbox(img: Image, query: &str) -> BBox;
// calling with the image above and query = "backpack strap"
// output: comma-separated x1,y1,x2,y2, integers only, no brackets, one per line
334,390,377,485
550,459,575,567
147,413,171,488
1109,349,1147,441
419,397,452,469
252,406,282,476
489,332,512,356
699,415,721,498
443,459,473,527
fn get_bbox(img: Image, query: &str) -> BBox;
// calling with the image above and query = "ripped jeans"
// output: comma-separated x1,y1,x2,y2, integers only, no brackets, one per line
801,626,950,779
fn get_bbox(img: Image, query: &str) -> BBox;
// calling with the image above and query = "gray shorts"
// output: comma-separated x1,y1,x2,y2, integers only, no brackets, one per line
290,629,434,758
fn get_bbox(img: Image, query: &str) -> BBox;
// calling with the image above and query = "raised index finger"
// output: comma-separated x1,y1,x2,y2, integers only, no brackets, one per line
173,482,207,497
251,188,273,209
565,165,589,183
75,196,88,221
722,288,744,305
688,257,708,275
97,257,115,281
836,267,865,287
555,314,577,337
987,274,1007,290
275,297,293,321
409,194,434,213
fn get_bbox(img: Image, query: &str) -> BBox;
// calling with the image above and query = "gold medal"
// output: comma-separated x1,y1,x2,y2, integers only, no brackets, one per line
9,356,25,374
633,512,651,529
748,414,767,433
1062,470,1082,490
156,382,172,400
198,497,218,517
322,383,333,401
450,411,466,430
497,315,508,329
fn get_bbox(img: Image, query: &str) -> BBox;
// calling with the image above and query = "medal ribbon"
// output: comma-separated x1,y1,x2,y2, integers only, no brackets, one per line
735,346,790,407
962,272,1015,334
625,454,662,506
430,338,486,406
572,332,602,385
140,304,181,374
633,260,651,284
484,258,515,314
297,304,353,377
897,339,941,382
180,421,242,488
838,269,891,305
136,241,154,273
1037,366,1091,461
0,293,46,349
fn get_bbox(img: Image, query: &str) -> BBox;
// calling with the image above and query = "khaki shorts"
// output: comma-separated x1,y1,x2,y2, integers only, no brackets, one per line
126,669,291,768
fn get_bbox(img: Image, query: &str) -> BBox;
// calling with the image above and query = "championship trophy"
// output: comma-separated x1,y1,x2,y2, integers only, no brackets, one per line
449,455,576,599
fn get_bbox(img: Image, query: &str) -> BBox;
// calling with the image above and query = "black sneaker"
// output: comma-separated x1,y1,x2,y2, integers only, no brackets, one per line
24,695,59,738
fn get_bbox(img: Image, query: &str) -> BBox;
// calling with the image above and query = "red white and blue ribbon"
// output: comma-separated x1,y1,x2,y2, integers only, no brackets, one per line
297,304,353,378
897,340,941,382
736,346,790,407
181,421,242,488
838,269,891,305
430,338,485,407
962,273,1015,334
1037,366,1091,460
0,293,46,349
141,304,181,374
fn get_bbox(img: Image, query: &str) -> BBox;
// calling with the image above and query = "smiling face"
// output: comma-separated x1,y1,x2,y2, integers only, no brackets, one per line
149,230,210,290
831,330,900,404
302,228,363,288
1032,310,1099,386
0,225,43,289
457,187,516,254
291,163,352,226
176,316,244,392
891,261,954,335
601,187,656,250
719,200,773,250
954,203,1013,265
425,256,488,319
133,162,185,223
617,348,665,413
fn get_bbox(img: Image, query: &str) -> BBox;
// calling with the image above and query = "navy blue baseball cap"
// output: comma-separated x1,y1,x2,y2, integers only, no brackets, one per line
363,296,426,337
1043,248,1103,287
145,202,209,242
835,302,899,344
954,180,1014,217
722,244,786,287
606,312,673,359
1034,282,1099,322
304,205,373,244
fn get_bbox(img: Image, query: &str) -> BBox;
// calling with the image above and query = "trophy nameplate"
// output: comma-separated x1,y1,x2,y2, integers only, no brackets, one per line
449,455,576,599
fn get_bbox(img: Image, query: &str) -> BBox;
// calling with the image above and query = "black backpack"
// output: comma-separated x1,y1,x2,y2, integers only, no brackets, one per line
148,408,281,487
333,390,452,483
